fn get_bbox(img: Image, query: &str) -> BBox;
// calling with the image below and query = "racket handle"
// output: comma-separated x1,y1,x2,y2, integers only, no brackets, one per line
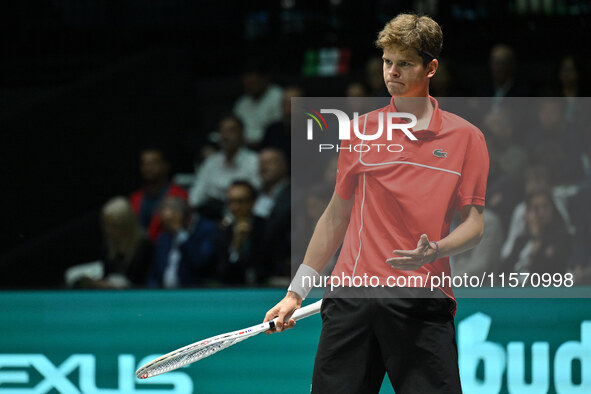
292,300,322,321
271,299,322,328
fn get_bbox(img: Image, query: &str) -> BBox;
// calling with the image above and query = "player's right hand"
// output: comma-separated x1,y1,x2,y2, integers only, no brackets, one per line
264,291,302,334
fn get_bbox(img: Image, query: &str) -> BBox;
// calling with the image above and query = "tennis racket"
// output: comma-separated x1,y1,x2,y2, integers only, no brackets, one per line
136,299,322,379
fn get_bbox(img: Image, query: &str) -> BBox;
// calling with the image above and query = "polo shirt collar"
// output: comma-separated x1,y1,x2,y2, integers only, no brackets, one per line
388,95,442,136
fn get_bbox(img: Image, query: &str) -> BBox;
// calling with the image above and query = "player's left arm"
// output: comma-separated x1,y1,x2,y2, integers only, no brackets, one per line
386,204,484,270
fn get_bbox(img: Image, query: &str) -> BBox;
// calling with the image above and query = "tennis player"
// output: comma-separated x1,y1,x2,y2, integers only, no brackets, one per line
264,13,489,393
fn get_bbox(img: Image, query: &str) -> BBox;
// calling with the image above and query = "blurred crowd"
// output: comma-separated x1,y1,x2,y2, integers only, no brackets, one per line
71,43,591,289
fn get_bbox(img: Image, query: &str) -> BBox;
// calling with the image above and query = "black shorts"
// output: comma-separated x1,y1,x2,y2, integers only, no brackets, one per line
311,288,462,394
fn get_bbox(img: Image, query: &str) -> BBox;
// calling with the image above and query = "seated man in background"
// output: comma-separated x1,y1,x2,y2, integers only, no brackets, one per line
148,197,219,288
217,181,264,285
483,109,527,178
484,44,530,104
233,64,283,148
253,148,291,283
189,114,260,220
130,147,188,241
253,148,290,219
526,99,586,186
260,86,303,159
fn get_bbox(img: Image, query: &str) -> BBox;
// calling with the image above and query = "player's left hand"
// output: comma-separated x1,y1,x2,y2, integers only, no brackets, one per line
386,234,437,270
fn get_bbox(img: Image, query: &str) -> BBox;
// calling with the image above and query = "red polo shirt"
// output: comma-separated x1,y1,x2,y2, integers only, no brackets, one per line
333,96,489,300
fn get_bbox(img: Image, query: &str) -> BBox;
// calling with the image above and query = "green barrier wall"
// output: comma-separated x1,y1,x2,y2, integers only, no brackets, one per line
0,289,590,393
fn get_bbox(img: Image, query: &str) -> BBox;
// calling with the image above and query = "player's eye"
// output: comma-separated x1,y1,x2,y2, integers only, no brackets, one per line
399,61,411,67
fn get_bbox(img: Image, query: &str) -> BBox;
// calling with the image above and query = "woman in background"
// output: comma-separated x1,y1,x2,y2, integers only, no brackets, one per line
501,190,572,282
89,196,152,288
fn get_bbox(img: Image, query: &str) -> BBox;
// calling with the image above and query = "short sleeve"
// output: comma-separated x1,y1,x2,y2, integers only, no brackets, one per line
334,138,358,200
456,129,489,210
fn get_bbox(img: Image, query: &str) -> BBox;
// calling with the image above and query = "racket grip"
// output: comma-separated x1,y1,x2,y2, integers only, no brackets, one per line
292,300,322,321
271,299,322,327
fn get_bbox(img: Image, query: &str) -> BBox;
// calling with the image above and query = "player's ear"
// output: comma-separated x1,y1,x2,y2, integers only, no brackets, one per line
426,59,438,79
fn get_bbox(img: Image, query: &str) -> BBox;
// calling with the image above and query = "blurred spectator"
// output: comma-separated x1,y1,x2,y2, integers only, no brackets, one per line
253,148,291,282
482,109,527,178
217,181,264,285
292,156,338,275
305,185,333,230
501,191,572,280
189,114,260,220
567,129,591,283
569,184,591,284
323,155,338,188
190,131,220,173
525,99,585,186
306,184,336,276
130,148,188,242
365,57,389,97
556,55,591,124
261,86,304,159
584,125,591,182
484,44,530,108
450,208,504,278
148,197,219,288
500,165,566,260
73,197,152,289
100,197,153,287
233,64,283,148
345,82,372,116
552,54,588,99
345,82,369,97
483,140,524,232
254,148,290,218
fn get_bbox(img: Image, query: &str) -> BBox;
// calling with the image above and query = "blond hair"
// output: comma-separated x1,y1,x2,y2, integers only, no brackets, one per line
101,196,145,263
376,14,443,64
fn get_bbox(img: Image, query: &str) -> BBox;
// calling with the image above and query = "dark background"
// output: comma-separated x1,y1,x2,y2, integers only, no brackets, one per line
1,0,590,287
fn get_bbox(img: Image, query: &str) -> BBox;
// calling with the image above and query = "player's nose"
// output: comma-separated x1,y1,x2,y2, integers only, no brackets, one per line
387,65,400,78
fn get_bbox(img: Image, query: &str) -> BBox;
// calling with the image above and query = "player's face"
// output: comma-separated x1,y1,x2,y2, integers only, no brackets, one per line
382,45,437,97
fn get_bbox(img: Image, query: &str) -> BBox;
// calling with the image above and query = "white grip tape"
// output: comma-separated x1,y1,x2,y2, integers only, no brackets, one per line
271,300,322,326
288,264,320,300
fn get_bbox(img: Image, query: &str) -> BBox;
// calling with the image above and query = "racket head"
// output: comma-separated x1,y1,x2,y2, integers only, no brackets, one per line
136,300,321,379
136,321,270,379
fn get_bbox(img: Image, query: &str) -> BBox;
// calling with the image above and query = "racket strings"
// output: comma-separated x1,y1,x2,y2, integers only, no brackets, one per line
137,301,321,379
144,337,240,377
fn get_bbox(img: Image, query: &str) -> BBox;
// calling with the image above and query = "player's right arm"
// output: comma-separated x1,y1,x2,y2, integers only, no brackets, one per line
264,191,354,333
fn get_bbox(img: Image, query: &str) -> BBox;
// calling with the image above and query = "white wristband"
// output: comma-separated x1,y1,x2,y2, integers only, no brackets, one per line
287,264,320,300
